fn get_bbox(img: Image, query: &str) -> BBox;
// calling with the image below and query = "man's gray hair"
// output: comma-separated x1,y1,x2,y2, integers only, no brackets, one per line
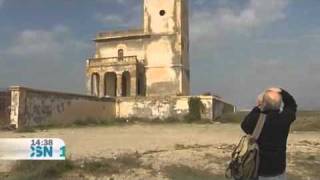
262,92,282,111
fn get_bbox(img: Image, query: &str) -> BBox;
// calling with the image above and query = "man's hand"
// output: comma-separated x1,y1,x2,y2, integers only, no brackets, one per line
257,92,265,108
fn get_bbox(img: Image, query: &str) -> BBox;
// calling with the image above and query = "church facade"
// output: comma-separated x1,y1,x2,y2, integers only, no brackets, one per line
86,0,190,97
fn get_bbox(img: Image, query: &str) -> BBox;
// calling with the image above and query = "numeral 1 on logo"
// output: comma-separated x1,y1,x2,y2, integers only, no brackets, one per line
60,146,66,157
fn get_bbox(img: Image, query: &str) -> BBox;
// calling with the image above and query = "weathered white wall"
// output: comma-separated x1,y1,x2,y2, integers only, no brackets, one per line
10,86,116,129
9,87,235,129
144,0,177,34
116,96,234,120
143,0,190,96
117,96,188,120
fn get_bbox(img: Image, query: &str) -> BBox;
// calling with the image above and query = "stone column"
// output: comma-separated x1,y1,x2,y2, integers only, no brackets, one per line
130,71,137,96
86,73,92,96
9,86,27,129
99,72,104,97
85,60,92,96
116,73,122,97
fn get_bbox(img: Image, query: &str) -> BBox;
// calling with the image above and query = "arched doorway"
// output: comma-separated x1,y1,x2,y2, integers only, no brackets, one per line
91,73,100,96
104,72,117,97
121,71,131,97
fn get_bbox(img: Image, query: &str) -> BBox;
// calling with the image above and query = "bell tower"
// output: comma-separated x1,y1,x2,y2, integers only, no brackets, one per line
143,0,190,96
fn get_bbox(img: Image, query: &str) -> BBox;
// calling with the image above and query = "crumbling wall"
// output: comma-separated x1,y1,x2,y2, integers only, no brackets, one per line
10,86,116,129
0,91,11,126
117,96,234,120
212,99,236,120
8,86,235,128
117,96,188,120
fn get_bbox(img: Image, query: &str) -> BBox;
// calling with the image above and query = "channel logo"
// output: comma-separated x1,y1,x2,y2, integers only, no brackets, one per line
0,138,66,160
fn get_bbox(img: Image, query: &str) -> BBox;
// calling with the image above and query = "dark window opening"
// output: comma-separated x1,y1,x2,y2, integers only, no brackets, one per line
104,72,117,97
121,71,131,97
118,49,124,61
137,78,141,96
159,10,166,16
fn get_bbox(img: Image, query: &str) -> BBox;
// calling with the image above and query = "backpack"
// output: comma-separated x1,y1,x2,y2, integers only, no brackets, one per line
225,113,266,180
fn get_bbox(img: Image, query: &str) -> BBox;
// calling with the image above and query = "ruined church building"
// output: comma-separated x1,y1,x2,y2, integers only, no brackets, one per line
86,0,190,97
2,0,235,129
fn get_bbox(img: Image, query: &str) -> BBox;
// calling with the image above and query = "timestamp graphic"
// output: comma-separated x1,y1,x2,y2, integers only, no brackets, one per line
0,138,66,160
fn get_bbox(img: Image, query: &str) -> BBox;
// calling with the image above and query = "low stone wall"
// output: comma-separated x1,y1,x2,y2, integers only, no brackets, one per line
8,86,235,128
116,96,190,120
0,91,11,126
116,96,235,120
10,86,116,129
212,98,236,119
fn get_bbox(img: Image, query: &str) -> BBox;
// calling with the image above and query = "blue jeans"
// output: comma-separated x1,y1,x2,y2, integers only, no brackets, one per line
259,174,286,180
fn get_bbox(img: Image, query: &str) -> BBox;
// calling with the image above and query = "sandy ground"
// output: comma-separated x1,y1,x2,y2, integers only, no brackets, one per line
0,123,319,179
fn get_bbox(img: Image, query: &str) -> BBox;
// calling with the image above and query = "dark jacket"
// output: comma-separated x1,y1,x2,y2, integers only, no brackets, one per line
241,89,297,177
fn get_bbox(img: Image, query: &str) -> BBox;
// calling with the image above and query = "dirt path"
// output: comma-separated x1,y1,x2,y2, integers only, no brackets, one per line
1,124,319,179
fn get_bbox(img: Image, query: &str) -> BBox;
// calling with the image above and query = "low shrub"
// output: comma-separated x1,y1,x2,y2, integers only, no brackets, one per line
6,160,73,180
184,97,204,123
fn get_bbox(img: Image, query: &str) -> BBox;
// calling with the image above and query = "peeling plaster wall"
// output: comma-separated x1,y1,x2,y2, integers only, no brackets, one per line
96,39,145,61
10,87,116,129
144,0,177,34
117,96,188,120
116,96,235,120
143,0,190,96
8,87,235,128
145,37,175,67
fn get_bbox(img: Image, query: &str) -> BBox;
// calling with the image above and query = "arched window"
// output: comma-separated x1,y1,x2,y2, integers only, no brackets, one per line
118,49,124,61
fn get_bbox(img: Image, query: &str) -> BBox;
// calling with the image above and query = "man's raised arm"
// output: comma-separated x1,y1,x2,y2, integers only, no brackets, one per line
280,89,297,122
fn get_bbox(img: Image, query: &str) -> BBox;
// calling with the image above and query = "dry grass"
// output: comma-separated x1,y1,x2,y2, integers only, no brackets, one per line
287,151,320,179
162,165,224,180
218,111,320,131
215,112,248,124
3,160,73,180
291,111,320,131
2,145,319,180
1,120,319,180
79,153,142,175
2,153,142,180
11,117,213,133
11,118,132,133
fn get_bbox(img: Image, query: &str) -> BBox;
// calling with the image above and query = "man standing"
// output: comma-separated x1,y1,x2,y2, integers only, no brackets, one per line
241,88,297,180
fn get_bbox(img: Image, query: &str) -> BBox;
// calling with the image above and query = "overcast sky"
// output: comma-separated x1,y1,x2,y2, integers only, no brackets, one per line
0,0,319,110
